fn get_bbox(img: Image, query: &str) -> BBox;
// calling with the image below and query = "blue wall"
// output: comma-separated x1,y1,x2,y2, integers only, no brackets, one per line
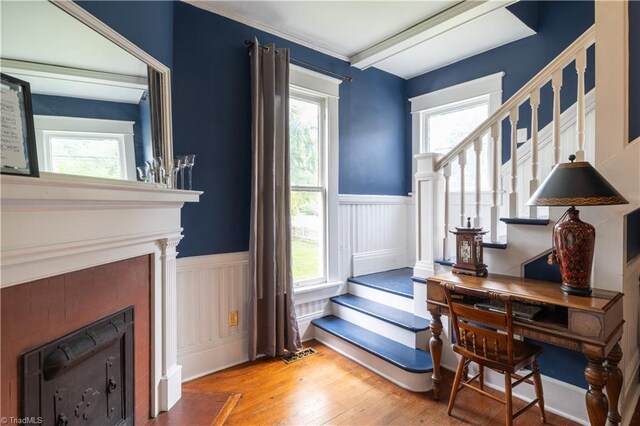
172,2,407,257
630,1,640,142
31,94,149,167
406,1,595,163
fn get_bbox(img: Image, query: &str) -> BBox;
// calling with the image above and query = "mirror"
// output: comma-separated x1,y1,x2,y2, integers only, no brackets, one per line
0,0,171,182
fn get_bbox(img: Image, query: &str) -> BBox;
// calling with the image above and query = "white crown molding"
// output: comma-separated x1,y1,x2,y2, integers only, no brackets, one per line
182,0,350,62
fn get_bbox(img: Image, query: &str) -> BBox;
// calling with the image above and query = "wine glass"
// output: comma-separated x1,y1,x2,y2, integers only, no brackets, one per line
136,164,150,182
184,154,196,190
171,157,182,189
175,155,187,189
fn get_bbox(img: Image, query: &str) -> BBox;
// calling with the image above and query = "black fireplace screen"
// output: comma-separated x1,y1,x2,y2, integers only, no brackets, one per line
21,307,135,426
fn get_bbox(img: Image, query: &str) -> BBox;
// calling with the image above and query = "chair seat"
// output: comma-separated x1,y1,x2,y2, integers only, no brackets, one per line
453,336,542,373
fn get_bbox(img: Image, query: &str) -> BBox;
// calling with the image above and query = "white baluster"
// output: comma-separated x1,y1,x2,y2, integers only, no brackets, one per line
509,108,519,218
473,137,482,228
443,163,452,260
490,123,500,243
575,48,587,161
552,69,563,166
458,150,467,227
529,89,540,219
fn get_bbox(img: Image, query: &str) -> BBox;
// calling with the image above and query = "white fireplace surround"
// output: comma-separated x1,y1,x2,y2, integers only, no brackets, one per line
0,173,200,417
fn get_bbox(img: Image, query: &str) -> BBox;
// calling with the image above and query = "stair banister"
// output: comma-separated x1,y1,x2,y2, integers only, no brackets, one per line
434,25,595,172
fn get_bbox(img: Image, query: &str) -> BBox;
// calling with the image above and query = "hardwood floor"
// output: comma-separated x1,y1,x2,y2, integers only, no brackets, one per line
184,340,578,425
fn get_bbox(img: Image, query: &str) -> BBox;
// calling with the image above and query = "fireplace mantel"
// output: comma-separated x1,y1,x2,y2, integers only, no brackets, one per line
1,173,201,416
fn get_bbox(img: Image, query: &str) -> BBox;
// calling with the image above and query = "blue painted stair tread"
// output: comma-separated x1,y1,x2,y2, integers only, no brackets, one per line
331,294,429,332
348,268,413,298
312,315,433,373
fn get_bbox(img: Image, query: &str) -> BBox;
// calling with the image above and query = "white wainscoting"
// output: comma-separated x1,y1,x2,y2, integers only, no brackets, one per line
339,194,414,278
176,252,341,381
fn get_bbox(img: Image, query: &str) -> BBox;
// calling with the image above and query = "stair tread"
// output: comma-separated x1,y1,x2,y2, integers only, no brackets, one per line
500,217,550,226
331,294,430,332
312,315,433,373
347,268,413,298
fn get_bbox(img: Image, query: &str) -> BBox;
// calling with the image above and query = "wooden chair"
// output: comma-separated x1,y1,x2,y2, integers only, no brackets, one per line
441,282,546,425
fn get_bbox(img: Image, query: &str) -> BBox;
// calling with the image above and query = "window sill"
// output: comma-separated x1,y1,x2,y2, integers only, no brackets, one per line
293,280,343,304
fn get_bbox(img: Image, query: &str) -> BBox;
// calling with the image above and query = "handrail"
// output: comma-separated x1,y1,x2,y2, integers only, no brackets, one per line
435,25,595,171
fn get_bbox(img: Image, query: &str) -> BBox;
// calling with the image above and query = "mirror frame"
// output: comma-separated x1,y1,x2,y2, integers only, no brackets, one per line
50,0,174,177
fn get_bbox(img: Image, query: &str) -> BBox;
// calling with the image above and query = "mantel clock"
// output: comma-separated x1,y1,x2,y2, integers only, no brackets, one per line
450,217,488,277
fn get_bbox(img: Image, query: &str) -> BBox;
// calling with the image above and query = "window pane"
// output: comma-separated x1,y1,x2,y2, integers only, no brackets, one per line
290,98,320,186
291,190,324,282
49,136,123,179
427,103,489,155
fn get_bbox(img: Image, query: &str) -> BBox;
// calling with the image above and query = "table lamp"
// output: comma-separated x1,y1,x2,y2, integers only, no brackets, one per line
526,155,628,296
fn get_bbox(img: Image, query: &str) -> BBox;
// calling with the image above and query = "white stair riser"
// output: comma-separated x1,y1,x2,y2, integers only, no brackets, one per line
348,282,413,313
331,302,428,349
313,327,433,392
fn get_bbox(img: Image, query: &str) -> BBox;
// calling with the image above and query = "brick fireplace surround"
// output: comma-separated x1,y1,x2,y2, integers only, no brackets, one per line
1,256,151,424
0,174,200,421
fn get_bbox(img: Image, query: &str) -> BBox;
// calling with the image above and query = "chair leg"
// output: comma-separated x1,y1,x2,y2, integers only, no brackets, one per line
479,364,484,390
532,360,546,423
504,371,513,426
447,356,466,416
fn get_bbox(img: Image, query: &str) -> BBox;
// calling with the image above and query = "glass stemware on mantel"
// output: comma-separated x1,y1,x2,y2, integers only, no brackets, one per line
184,154,196,190
171,157,183,189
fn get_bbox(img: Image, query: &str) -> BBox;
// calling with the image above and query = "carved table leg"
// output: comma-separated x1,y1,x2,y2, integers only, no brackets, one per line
429,312,443,400
605,343,623,426
585,356,609,426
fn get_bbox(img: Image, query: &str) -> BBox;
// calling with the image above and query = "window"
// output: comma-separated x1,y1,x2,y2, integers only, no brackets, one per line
44,131,127,179
410,72,503,194
34,115,136,180
290,93,326,285
289,64,340,288
422,96,491,190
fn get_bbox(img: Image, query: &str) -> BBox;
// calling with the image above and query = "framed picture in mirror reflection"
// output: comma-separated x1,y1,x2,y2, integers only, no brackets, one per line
1,73,39,177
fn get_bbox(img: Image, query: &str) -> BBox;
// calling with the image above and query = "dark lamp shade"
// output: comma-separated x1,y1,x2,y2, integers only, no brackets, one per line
526,161,628,206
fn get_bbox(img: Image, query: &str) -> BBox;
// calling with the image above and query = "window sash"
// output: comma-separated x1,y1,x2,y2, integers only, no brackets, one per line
290,90,328,287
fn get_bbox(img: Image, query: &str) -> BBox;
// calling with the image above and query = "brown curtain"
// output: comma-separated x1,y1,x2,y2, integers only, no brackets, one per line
248,38,302,360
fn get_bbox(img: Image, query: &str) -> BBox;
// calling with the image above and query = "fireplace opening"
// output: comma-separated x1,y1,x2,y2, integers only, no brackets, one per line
21,307,135,425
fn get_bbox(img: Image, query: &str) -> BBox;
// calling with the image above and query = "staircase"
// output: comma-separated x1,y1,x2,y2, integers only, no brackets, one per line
414,24,596,279
312,268,433,392
312,25,597,393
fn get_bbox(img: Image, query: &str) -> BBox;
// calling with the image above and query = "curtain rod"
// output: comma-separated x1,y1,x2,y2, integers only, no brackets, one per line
244,39,353,83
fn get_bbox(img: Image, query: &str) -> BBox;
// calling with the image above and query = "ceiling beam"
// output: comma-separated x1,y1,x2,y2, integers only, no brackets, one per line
349,0,516,70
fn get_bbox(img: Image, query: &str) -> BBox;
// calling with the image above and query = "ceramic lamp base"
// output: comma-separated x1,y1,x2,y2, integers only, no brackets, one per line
554,207,595,297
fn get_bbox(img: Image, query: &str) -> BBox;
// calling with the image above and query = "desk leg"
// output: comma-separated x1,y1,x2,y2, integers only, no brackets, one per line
605,343,623,426
429,313,443,400
585,355,609,426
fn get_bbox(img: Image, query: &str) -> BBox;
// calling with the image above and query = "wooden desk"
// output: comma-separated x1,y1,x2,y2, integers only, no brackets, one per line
426,272,624,426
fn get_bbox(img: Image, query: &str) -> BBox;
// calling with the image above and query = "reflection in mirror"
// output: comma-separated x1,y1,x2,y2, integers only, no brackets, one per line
0,0,153,181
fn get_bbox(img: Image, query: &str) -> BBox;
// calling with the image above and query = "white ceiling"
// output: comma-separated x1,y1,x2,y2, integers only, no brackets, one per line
192,0,536,79
375,8,535,78
0,0,147,78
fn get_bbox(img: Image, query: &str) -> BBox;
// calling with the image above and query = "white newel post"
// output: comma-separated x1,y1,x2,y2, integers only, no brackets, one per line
158,235,184,411
413,153,442,279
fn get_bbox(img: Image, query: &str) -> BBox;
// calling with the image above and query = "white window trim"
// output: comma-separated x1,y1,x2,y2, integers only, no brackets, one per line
409,72,503,192
290,64,341,290
34,115,137,180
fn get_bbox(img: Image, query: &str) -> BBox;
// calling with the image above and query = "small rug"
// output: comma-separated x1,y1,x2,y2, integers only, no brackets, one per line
147,389,241,425
281,347,318,364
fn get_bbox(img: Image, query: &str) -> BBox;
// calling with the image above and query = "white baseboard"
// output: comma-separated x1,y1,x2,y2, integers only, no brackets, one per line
352,248,409,277
179,334,249,382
